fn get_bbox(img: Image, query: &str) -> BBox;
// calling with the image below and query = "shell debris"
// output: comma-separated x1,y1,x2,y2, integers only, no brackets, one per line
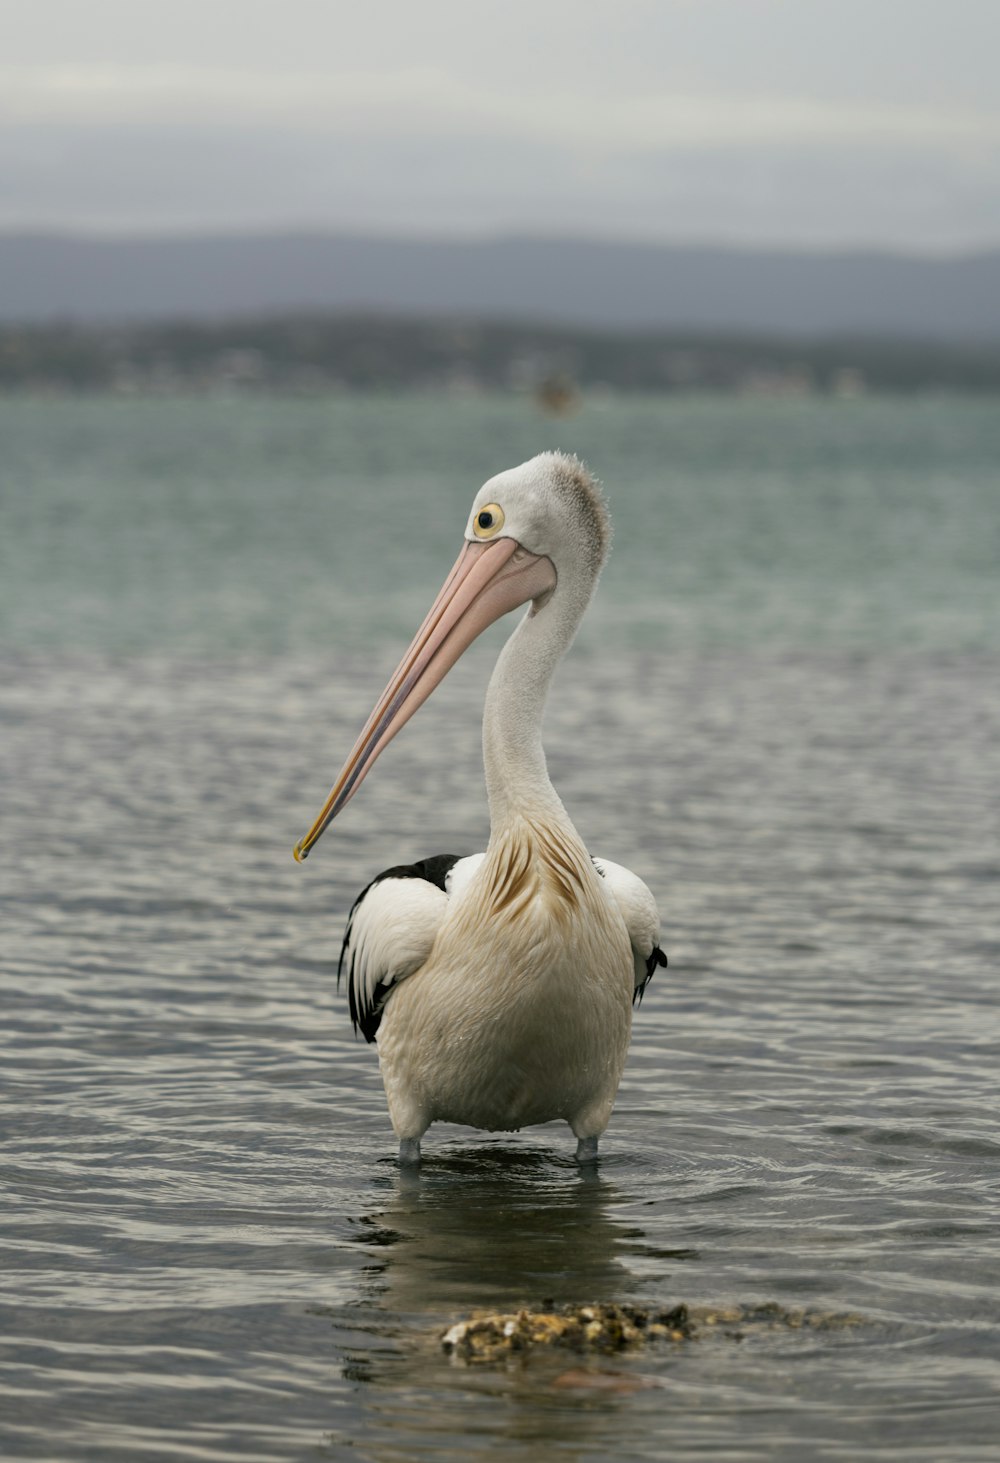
441,1301,864,1362
441,1302,692,1362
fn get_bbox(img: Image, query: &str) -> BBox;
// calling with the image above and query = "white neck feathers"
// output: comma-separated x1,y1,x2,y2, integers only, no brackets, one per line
481,562,594,838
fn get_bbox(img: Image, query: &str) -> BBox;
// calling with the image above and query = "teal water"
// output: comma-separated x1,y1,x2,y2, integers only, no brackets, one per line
1,392,999,1462
4,393,999,656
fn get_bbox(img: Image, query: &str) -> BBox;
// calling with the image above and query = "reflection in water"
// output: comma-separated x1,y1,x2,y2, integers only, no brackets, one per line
357,1142,638,1317
334,1145,652,1460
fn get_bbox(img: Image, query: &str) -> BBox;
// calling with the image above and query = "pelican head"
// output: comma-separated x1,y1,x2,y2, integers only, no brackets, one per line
466,452,610,582
294,452,609,861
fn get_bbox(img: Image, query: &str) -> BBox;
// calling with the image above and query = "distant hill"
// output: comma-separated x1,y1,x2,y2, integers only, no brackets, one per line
1,232,999,340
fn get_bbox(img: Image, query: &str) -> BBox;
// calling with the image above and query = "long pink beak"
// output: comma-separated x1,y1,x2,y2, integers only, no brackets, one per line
293,536,556,861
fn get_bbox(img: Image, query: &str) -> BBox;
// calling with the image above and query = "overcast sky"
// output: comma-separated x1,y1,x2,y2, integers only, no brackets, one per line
3,0,998,251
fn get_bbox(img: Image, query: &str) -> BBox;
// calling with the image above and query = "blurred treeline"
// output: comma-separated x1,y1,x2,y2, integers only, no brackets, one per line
2,315,999,395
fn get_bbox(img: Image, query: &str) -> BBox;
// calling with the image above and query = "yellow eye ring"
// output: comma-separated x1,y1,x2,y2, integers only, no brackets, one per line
472,503,505,539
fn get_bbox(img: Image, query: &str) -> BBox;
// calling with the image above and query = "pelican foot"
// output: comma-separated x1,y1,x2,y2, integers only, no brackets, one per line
399,1137,422,1166
575,1135,599,1164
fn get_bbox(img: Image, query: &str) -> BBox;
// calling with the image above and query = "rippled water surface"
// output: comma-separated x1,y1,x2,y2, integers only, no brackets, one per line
2,394,999,1460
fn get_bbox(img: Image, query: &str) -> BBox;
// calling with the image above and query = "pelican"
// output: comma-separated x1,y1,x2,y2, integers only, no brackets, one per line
294,452,666,1163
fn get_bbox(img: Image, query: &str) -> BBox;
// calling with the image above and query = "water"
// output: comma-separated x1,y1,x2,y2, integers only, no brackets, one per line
1,393,999,1461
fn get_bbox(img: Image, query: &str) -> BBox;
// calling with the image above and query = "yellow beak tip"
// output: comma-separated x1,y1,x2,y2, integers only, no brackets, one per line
293,841,308,863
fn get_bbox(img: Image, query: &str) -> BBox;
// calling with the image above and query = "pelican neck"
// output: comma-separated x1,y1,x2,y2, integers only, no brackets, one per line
481,579,591,834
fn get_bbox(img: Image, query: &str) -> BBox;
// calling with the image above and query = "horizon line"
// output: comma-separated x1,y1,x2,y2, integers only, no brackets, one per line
1,224,998,264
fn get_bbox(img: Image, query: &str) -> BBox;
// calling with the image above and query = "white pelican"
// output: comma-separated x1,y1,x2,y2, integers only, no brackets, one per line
294,452,666,1163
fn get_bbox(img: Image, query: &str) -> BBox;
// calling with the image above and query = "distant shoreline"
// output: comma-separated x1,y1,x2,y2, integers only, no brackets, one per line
2,313,1000,395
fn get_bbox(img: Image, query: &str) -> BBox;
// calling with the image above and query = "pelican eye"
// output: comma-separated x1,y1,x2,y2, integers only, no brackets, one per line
473,503,505,539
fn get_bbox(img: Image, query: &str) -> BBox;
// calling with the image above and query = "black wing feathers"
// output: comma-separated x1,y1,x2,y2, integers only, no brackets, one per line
634,945,667,1006
338,853,463,1043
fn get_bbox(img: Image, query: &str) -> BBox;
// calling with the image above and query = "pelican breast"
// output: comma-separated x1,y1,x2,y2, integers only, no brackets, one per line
376,820,635,1138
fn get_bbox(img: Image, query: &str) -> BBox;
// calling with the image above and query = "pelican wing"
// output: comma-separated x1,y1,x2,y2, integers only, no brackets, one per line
592,857,668,1004
339,853,483,1041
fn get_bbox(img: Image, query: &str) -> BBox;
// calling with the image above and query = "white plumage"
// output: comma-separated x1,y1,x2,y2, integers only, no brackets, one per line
295,453,666,1162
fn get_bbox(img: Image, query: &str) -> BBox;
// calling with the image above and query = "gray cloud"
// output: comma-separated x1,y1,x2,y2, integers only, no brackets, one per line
4,0,999,248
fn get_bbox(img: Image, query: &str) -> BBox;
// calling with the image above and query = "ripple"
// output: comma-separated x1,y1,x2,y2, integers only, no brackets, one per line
3,635,1000,1457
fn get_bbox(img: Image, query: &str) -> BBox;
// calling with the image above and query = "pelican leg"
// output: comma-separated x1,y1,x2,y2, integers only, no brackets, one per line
398,1137,422,1166
575,1135,599,1164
